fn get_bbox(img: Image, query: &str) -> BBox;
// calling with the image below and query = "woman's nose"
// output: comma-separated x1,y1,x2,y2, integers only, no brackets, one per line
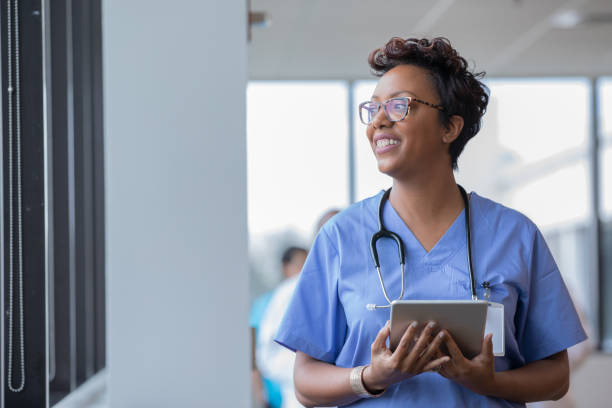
371,106,391,129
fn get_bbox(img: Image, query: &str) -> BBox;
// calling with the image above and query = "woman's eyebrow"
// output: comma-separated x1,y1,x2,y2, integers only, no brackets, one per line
371,90,417,100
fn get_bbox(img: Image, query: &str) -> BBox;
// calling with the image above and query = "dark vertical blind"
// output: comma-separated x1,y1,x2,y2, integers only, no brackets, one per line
2,0,46,406
1,0,105,406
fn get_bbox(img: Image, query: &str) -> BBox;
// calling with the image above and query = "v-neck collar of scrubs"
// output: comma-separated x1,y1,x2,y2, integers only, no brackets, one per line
380,191,468,266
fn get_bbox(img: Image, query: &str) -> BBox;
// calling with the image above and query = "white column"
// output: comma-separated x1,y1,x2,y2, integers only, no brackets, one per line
103,1,249,406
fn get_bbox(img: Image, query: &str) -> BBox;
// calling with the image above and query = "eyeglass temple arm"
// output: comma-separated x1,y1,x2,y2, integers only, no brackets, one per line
412,98,445,111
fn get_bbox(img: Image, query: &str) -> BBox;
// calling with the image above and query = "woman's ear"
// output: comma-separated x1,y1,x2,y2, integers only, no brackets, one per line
442,115,464,144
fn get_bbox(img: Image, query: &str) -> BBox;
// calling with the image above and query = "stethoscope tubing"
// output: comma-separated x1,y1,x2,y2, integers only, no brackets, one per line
368,185,477,310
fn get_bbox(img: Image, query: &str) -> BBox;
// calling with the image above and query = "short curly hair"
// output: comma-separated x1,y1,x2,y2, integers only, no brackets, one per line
368,37,489,170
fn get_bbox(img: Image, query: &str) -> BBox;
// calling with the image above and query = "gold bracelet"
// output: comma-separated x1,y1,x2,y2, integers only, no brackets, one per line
349,365,385,399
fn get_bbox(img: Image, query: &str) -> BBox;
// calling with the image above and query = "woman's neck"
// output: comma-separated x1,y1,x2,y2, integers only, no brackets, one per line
389,166,464,231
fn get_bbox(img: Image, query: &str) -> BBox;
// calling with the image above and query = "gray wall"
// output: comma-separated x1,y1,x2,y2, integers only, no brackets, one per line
103,1,249,406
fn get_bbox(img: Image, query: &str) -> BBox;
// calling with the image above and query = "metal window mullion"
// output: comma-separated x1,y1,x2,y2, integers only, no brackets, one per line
42,0,54,398
65,0,78,391
89,0,105,373
589,77,604,349
71,0,95,384
347,80,355,204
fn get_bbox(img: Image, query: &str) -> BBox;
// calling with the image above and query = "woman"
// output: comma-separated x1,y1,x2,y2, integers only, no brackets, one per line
274,37,586,407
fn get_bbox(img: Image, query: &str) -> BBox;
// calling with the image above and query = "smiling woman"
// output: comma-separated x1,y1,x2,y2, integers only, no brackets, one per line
367,37,489,172
272,37,587,408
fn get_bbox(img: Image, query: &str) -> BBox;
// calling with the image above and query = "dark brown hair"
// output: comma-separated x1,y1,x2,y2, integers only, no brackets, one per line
368,37,489,169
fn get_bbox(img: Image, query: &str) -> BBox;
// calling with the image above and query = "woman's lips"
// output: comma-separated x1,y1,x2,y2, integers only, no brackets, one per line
374,138,400,154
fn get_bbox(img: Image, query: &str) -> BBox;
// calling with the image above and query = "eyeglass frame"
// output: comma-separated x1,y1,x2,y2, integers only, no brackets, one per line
358,96,446,126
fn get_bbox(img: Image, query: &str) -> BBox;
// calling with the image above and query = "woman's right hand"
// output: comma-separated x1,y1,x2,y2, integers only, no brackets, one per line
362,320,450,392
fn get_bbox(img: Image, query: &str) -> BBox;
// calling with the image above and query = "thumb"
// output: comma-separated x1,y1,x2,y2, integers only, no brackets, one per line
482,333,493,357
372,321,390,353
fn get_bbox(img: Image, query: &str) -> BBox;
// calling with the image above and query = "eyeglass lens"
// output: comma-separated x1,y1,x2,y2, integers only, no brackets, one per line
360,98,410,125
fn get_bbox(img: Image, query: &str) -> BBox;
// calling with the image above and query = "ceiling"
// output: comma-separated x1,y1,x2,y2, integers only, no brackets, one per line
248,0,612,80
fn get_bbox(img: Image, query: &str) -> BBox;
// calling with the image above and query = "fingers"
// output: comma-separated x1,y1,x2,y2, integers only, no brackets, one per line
413,324,445,372
371,321,391,354
392,321,418,361
422,355,450,372
431,349,453,378
437,364,451,378
481,333,493,358
408,322,438,362
441,330,465,361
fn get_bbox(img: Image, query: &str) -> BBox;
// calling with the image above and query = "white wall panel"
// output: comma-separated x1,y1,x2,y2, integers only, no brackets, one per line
103,1,248,406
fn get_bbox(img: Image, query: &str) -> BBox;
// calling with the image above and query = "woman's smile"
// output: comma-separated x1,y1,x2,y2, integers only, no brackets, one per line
373,133,401,154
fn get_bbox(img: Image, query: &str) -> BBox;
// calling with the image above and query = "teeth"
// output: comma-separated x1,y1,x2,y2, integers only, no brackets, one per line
376,139,399,147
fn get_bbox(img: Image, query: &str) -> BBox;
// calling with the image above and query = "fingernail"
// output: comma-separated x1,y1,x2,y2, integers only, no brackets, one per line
439,332,445,339
386,320,390,325
411,321,418,328
428,322,436,329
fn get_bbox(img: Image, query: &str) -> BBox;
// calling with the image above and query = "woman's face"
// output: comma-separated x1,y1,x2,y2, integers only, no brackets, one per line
366,64,452,180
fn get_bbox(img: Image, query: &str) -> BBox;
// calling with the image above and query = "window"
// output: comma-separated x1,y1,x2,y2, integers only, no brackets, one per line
509,161,590,228
489,79,589,165
247,81,349,290
465,78,595,334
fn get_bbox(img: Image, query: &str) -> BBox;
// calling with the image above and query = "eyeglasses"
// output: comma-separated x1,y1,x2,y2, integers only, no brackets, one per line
358,96,445,125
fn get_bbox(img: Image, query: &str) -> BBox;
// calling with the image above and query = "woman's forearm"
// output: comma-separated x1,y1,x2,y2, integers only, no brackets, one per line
294,351,362,407
294,322,451,406
488,350,569,403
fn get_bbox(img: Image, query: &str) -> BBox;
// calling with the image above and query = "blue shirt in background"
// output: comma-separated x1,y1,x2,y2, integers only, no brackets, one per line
250,292,283,408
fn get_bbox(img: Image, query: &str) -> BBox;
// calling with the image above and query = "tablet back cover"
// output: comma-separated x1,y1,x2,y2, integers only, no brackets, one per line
390,300,487,359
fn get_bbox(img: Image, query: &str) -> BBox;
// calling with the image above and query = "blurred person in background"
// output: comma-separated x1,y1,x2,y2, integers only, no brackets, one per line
315,209,341,236
256,246,308,408
250,282,284,407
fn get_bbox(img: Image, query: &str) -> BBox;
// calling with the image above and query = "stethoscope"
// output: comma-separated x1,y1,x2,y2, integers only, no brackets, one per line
366,184,478,311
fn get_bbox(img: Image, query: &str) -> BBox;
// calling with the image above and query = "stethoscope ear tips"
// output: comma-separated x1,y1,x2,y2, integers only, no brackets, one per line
366,304,376,311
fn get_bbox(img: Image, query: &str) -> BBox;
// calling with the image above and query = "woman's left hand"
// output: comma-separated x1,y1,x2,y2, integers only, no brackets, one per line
436,332,496,396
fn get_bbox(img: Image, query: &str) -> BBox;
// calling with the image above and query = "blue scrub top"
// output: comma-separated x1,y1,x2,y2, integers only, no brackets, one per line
275,190,587,407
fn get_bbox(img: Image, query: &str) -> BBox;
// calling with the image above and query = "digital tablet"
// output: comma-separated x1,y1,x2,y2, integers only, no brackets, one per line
390,300,488,359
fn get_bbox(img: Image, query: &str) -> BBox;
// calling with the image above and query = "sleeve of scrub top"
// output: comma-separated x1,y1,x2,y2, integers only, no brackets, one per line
516,227,587,364
274,228,347,364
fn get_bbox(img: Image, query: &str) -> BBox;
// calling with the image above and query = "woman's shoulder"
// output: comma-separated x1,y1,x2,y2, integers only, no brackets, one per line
470,191,538,238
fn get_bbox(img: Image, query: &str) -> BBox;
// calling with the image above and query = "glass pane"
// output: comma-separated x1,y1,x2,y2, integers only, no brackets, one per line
247,81,349,289
353,80,392,201
600,78,612,140
248,81,348,237
507,161,590,229
544,226,593,328
486,79,589,165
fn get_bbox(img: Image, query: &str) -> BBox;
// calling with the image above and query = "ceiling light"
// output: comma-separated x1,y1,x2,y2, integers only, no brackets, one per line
550,10,583,28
